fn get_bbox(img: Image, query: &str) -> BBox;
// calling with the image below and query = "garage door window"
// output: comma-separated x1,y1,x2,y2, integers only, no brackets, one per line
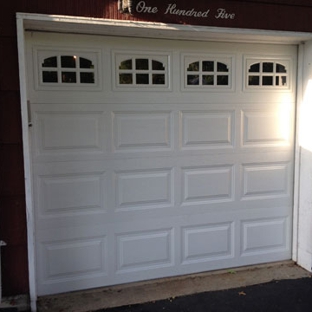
115,52,170,90
183,55,233,90
246,59,290,89
34,49,100,90
42,55,95,84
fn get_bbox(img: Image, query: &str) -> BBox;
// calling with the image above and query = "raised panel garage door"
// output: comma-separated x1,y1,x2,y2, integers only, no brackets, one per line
26,32,296,296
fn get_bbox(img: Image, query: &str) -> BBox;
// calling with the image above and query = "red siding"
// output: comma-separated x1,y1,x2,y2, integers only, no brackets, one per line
0,38,20,91
0,0,312,297
0,195,28,295
0,92,22,145
0,2,27,295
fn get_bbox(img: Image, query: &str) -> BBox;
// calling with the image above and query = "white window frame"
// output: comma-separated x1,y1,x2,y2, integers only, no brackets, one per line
244,56,293,92
113,51,171,91
182,53,235,92
33,47,101,91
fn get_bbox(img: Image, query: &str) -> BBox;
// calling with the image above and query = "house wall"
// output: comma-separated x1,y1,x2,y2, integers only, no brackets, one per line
2,0,312,297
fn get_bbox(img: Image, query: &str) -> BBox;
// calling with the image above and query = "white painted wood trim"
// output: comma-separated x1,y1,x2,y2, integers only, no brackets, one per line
296,40,312,272
292,43,304,263
16,16,37,312
16,12,312,44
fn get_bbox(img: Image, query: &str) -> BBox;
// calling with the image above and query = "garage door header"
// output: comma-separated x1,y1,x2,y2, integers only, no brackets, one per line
18,12,312,45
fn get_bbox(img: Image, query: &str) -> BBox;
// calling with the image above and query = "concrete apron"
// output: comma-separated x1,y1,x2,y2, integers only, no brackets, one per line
37,261,311,312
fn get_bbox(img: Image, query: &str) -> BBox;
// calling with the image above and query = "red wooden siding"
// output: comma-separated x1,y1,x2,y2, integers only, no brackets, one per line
0,20,28,295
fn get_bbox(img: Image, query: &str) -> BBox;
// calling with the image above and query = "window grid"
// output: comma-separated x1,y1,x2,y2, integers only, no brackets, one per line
117,57,167,87
40,54,96,85
185,60,230,88
247,61,288,88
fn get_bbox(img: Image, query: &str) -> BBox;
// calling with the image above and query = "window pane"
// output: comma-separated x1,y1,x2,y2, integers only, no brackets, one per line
202,61,214,72
136,74,149,84
42,71,58,83
119,59,132,70
276,64,287,73
152,74,165,85
276,75,287,86
263,62,273,73
202,75,214,85
217,75,229,85
61,56,76,68
248,76,260,85
80,58,94,69
187,62,200,72
80,72,95,83
249,64,260,73
217,62,228,72
152,60,165,70
262,76,273,85
136,59,149,70
187,75,199,85
42,57,57,68
62,72,77,83
119,74,132,84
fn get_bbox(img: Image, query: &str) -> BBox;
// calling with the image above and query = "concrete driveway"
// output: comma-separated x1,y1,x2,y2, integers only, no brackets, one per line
37,261,311,312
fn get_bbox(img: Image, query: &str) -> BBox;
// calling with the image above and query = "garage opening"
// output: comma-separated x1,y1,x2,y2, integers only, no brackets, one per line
26,31,296,296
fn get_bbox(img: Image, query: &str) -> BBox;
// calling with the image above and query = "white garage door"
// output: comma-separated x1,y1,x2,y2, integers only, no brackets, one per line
26,32,296,296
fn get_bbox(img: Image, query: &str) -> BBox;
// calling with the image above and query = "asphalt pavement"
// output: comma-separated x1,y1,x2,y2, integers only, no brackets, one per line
98,277,312,312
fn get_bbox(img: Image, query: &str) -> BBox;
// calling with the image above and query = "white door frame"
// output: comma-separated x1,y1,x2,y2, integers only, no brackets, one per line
16,12,312,311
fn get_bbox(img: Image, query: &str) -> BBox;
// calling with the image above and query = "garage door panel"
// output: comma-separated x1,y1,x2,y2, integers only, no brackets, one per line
112,111,174,152
36,171,107,218
180,110,235,150
33,111,105,156
40,236,107,281
114,168,174,211
32,105,107,162
35,208,292,294
181,222,234,264
241,217,288,256
241,161,291,200
36,223,110,292
181,165,234,205
33,155,292,224
37,239,109,295
33,161,109,230
241,105,294,148
116,228,174,273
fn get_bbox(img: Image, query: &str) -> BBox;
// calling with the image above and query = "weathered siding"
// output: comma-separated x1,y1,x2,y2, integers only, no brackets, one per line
0,13,28,294
0,0,312,296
